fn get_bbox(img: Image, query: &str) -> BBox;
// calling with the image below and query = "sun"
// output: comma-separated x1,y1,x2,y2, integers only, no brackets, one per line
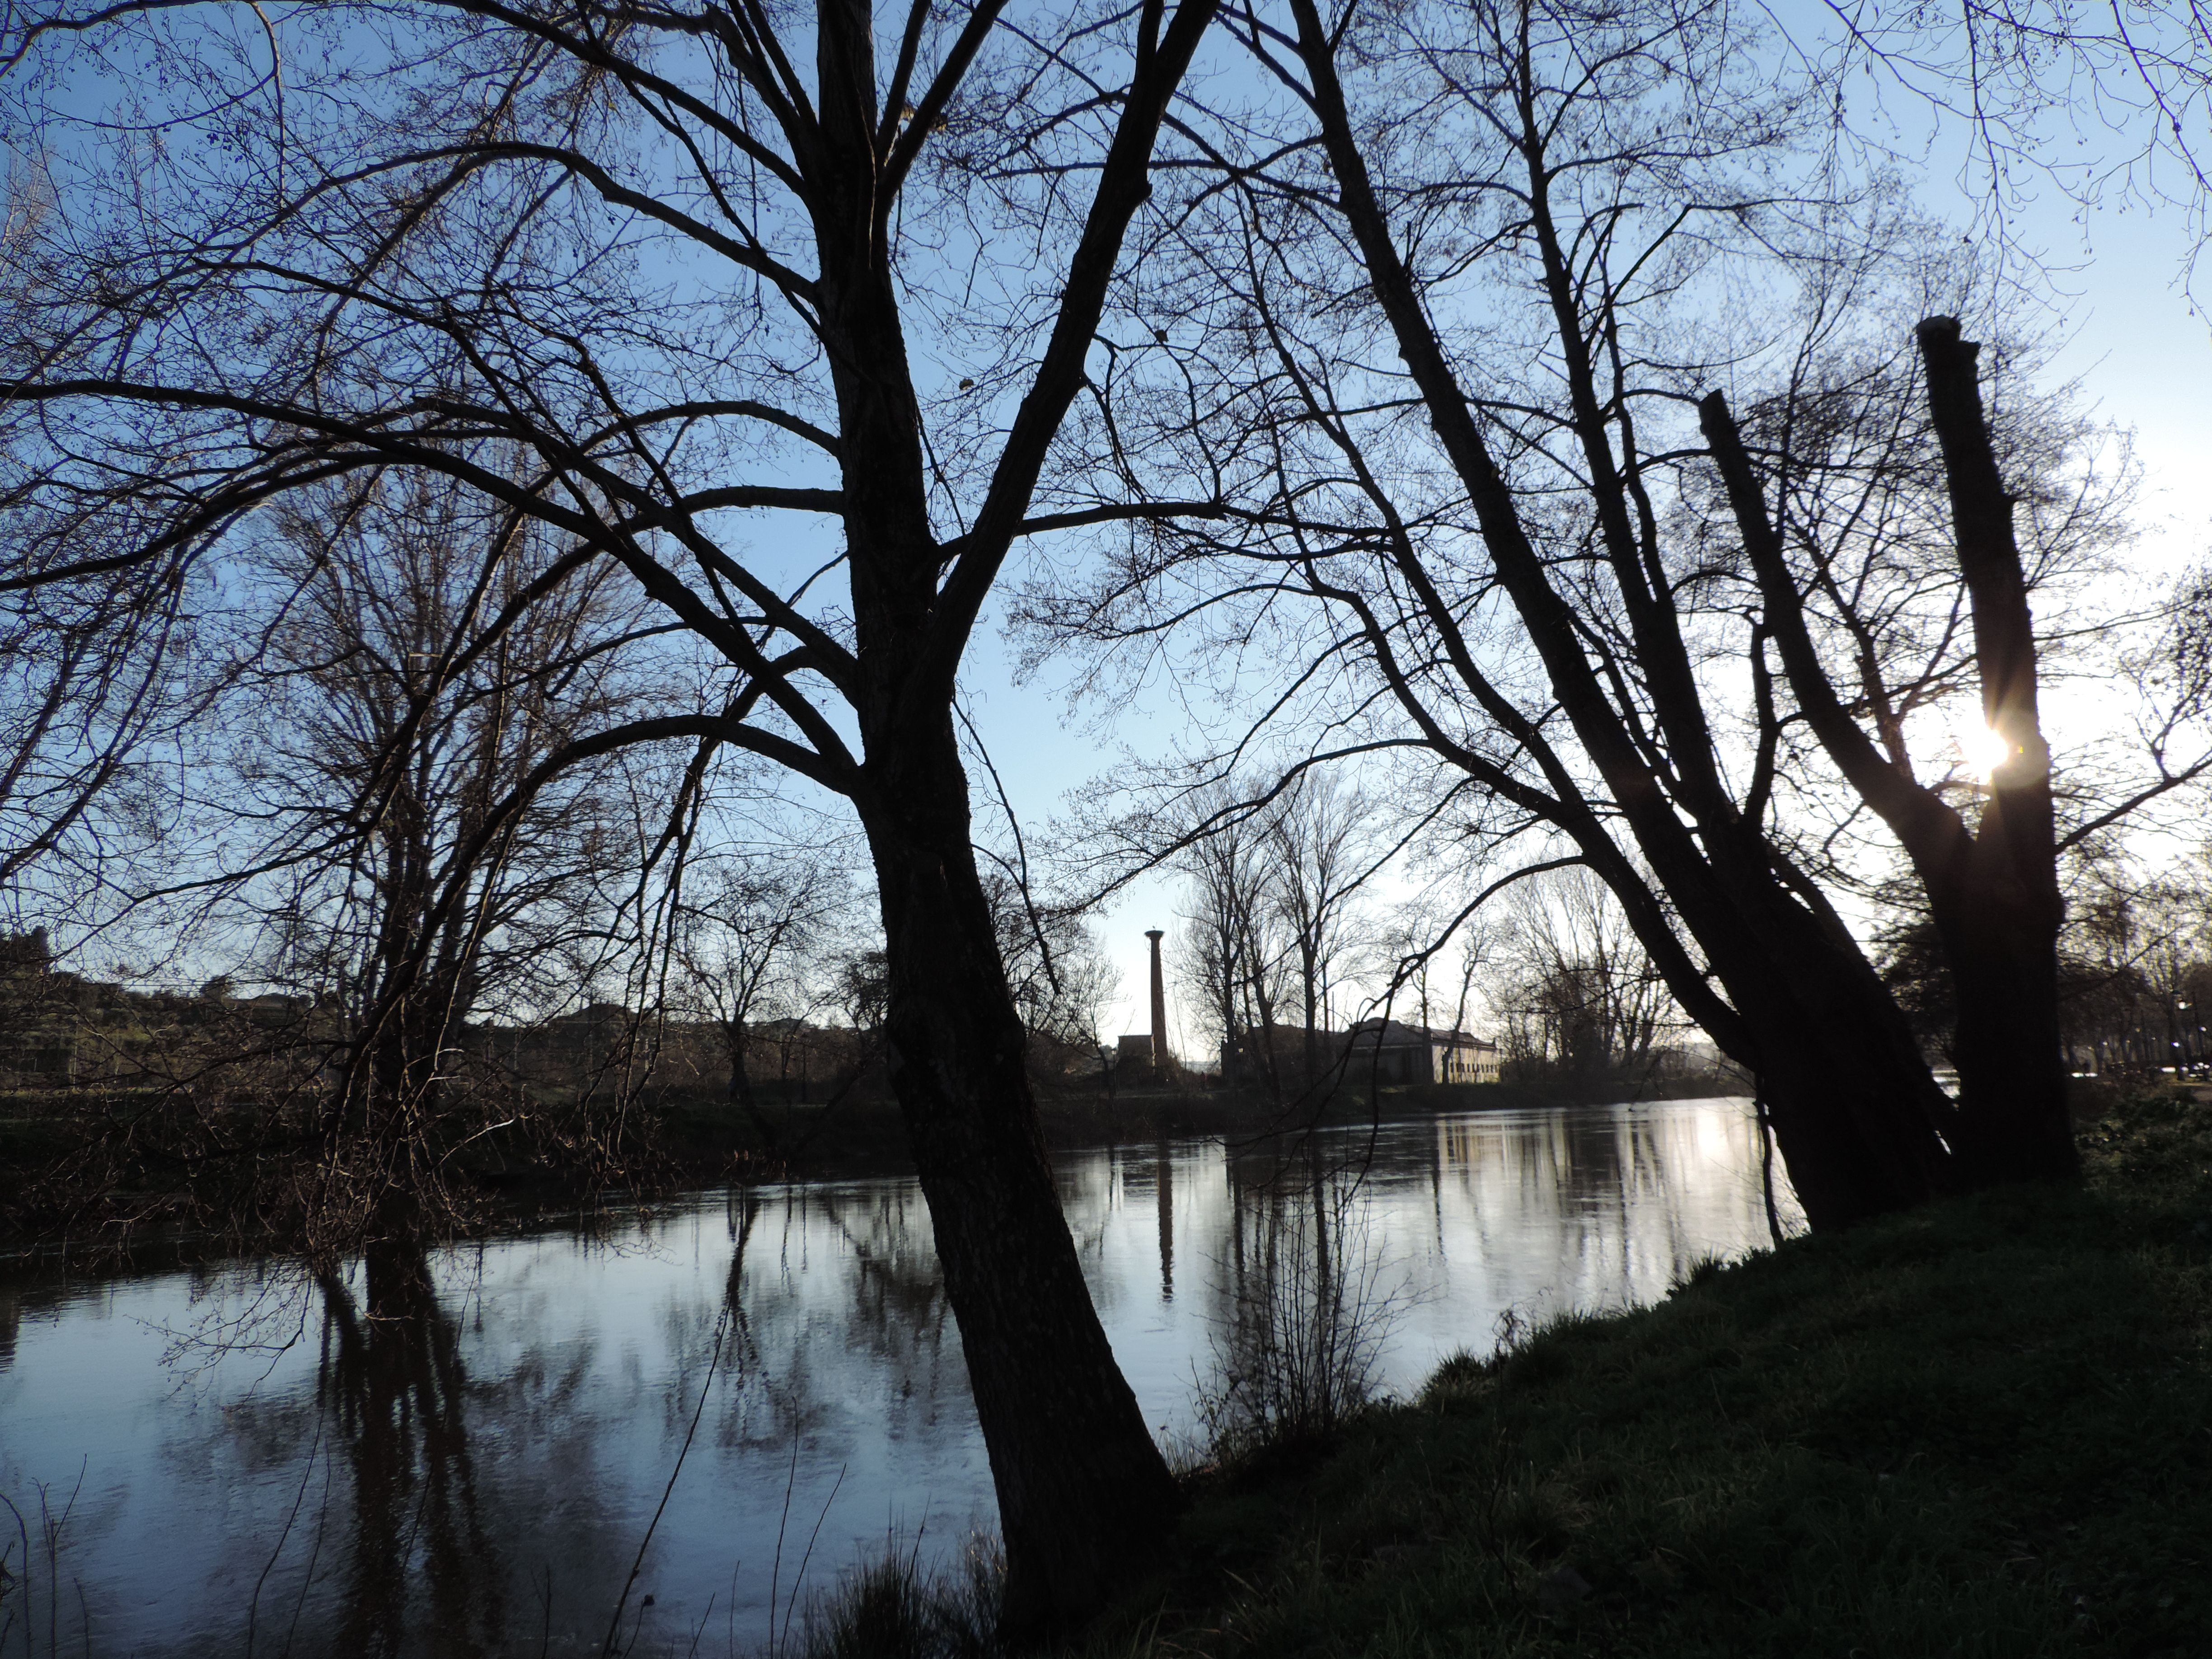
1953,715,2012,784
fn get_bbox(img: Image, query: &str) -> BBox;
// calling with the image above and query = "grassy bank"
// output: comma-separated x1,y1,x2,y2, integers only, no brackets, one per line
1073,1092,2212,1658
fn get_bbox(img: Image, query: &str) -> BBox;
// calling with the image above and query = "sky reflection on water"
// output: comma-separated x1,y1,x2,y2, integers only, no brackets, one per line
0,1097,1795,1656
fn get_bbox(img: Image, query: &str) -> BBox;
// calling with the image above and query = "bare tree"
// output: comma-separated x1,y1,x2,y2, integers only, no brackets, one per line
1694,322,2102,1186
2039,849,2212,1076
1799,1,2212,294
978,870,1120,1070
1490,868,1675,1080
1035,0,2201,1223
1267,773,1377,1091
1157,772,1383,1100
2,0,1225,1620
0,163,223,914
251,469,646,1045
1377,897,1492,1050
672,848,853,1134
1173,783,1291,1098
49,467,663,1245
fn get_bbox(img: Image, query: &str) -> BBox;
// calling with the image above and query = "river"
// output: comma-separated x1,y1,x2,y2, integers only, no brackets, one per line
0,1096,1796,1656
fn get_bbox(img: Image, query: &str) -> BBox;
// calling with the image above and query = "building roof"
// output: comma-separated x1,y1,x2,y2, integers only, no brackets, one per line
1345,1017,1493,1048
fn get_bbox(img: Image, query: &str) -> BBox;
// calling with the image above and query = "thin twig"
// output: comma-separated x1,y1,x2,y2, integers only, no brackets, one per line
778,1464,848,1654
600,1300,734,1657
246,1418,324,1659
767,1437,800,1659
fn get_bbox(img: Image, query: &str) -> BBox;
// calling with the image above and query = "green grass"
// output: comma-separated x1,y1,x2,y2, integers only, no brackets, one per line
1083,1092,2212,1658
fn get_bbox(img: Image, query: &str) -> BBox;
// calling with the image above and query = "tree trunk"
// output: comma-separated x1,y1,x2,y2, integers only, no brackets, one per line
1915,318,2078,1186
725,1024,755,1112
806,0,1231,1617
1219,967,1241,1099
726,1023,785,1150
1702,339,2079,1200
1680,861,1960,1228
1299,945,1321,1096
862,714,1178,1636
1939,889,2070,1180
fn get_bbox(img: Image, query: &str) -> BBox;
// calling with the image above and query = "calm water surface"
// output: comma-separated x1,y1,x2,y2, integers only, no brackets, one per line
0,1097,1796,1656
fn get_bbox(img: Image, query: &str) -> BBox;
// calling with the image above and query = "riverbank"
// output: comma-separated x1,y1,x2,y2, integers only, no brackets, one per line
662,1069,1752,1178
0,1069,1743,1262
1073,1090,2212,1658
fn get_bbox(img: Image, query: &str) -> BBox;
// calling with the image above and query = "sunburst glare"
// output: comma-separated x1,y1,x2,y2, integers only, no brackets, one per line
1954,716,2013,784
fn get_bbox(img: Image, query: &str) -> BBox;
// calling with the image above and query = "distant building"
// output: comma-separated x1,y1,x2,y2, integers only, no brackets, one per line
1117,1032,1158,1072
1345,1018,1500,1085
1424,1029,1503,1085
1221,1019,1500,1087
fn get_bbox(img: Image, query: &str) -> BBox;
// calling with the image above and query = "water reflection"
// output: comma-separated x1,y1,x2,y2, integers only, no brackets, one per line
1157,1143,1175,1302
317,1242,503,1657
1202,1139,1385,1447
0,1099,1791,1656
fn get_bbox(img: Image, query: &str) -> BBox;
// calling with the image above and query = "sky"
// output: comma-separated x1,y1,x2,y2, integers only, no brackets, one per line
22,2,2208,1054
965,182,2212,1059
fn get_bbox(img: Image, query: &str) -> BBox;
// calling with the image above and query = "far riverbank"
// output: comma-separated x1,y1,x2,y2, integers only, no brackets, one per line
0,1067,1747,1266
659,1067,1759,1181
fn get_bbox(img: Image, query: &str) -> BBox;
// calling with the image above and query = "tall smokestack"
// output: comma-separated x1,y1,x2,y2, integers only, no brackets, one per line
1145,928,1171,1077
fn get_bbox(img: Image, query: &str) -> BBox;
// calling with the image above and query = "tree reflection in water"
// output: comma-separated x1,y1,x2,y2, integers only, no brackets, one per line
314,1239,505,1658
1197,1134,1400,1450
0,1100,1792,1657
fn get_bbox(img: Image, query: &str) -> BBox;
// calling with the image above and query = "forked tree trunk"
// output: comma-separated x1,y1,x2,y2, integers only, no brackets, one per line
1649,798,1959,1224
801,0,1223,1622
862,713,1178,1636
1701,323,2077,1194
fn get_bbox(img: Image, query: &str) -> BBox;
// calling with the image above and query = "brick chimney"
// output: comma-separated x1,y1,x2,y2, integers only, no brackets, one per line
1146,928,1172,1078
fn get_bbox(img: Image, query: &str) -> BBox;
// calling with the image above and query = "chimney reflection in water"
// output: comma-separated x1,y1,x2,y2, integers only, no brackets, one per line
1158,1141,1174,1301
